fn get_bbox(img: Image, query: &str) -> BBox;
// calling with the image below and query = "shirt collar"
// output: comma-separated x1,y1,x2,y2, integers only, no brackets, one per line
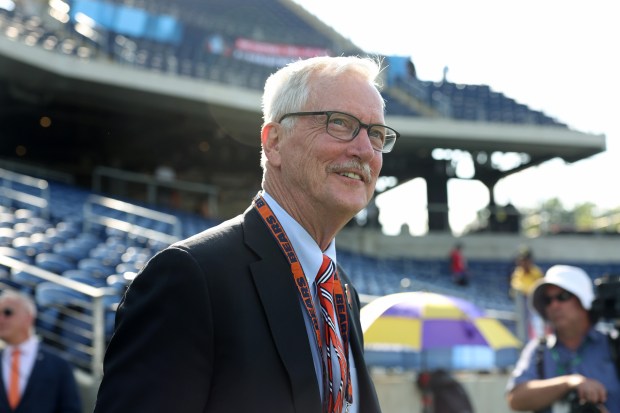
261,191,337,283
4,335,38,356
546,327,600,350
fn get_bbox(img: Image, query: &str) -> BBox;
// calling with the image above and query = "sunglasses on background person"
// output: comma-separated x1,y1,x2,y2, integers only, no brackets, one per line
542,290,574,307
0,308,14,317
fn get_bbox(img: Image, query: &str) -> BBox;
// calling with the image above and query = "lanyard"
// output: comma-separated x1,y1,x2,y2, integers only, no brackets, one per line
551,347,583,375
549,335,591,376
253,194,352,408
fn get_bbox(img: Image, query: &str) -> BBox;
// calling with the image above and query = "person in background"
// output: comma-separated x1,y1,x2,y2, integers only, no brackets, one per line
449,242,469,286
506,265,620,413
93,55,398,413
0,290,82,413
510,248,544,340
416,369,474,413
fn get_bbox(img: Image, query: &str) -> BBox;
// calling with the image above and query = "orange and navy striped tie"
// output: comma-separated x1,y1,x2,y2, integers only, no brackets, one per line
8,347,20,410
316,255,349,413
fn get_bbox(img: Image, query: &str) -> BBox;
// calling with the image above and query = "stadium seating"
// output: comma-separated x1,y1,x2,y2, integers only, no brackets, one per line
2,0,567,127
3,160,620,375
35,252,75,274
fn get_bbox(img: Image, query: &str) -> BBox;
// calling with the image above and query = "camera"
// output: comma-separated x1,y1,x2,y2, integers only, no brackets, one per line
565,391,601,413
590,275,620,322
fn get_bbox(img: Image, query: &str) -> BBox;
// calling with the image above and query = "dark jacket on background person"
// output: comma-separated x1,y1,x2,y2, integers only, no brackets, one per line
0,347,82,413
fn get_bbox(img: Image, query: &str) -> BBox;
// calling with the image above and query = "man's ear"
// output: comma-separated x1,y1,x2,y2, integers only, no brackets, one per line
261,123,282,167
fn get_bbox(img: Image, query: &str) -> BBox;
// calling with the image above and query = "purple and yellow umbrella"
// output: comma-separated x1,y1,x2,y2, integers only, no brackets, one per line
361,292,521,370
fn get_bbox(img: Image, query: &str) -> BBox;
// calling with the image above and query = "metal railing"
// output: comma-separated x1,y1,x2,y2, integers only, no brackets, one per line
0,158,75,184
83,194,182,244
0,167,51,218
92,166,220,217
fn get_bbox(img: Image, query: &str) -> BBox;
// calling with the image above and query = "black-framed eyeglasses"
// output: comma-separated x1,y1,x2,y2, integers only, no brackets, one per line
278,111,400,153
542,290,574,307
1,308,14,317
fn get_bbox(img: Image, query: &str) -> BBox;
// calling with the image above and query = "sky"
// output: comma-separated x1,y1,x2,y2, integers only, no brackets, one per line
293,0,619,235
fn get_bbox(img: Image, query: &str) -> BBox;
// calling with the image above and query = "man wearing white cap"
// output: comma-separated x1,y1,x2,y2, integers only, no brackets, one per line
506,265,620,413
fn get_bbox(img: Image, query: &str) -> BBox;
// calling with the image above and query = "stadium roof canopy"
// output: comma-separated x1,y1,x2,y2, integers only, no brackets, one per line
0,0,607,230
0,35,605,191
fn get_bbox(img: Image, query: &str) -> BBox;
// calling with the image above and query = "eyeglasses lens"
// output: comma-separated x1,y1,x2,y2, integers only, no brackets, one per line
543,291,573,306
326,112,397,152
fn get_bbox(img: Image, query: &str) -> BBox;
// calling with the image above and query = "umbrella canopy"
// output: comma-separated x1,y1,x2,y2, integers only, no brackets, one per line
361,292,521,370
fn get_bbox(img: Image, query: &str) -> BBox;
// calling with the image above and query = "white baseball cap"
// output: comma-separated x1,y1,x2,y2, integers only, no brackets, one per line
530,265,594,319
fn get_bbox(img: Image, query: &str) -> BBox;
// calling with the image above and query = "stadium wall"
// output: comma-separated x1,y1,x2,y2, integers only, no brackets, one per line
372,370,515,413
338,228,620,263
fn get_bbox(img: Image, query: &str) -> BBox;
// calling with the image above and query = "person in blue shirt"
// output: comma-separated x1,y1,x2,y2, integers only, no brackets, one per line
506,265,620,413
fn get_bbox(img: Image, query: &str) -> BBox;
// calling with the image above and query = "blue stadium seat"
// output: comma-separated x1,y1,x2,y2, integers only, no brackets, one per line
28,233,53,254
13,208,35,223
42,227,69,245
0,245,32,264
35,252,75,274
11,268,42,293
26,216,52,233
0,212,16,228
0,227,15,246
105,273,126,291
0,267,22,290
63,269,107,288
53,232,101,261
115,261,143,274
13,222,35,237
78,258,115,280
11,236,42,258
35,281,86,307
54,221,81,239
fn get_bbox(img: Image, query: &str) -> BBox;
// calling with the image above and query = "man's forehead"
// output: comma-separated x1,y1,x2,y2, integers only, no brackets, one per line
312,73,381,107
0,297,21,308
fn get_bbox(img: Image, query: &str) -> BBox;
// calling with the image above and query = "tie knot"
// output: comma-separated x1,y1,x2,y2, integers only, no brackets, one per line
12,348,20,357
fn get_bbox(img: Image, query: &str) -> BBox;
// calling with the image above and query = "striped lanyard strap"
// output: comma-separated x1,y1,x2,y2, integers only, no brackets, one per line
253,194,352,411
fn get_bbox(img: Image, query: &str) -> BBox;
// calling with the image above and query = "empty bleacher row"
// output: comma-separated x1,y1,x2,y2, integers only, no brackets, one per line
338,251,515,312
390,76,565,126
339,249,620,313
1,0,565,126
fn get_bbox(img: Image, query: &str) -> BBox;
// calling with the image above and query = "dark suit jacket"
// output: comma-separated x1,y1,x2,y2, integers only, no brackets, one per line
94,206,381,413
0,346,82,413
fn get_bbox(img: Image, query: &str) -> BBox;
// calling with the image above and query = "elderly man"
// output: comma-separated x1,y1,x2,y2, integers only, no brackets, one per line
506,265,620,413
94,56,399,413
0,290,81,413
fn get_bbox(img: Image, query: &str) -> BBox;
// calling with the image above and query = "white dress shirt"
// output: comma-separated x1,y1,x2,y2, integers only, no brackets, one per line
262,192,358,413
2,335,39,398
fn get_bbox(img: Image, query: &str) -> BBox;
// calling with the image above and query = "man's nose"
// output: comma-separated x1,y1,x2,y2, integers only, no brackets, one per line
351,127,378,158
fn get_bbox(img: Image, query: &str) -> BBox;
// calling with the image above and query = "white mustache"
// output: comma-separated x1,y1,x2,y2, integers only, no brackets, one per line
327,160,373,182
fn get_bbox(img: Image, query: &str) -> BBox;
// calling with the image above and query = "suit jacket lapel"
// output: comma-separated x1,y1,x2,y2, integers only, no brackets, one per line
0,350,8,409
243,207,322,413
19,349,45,406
